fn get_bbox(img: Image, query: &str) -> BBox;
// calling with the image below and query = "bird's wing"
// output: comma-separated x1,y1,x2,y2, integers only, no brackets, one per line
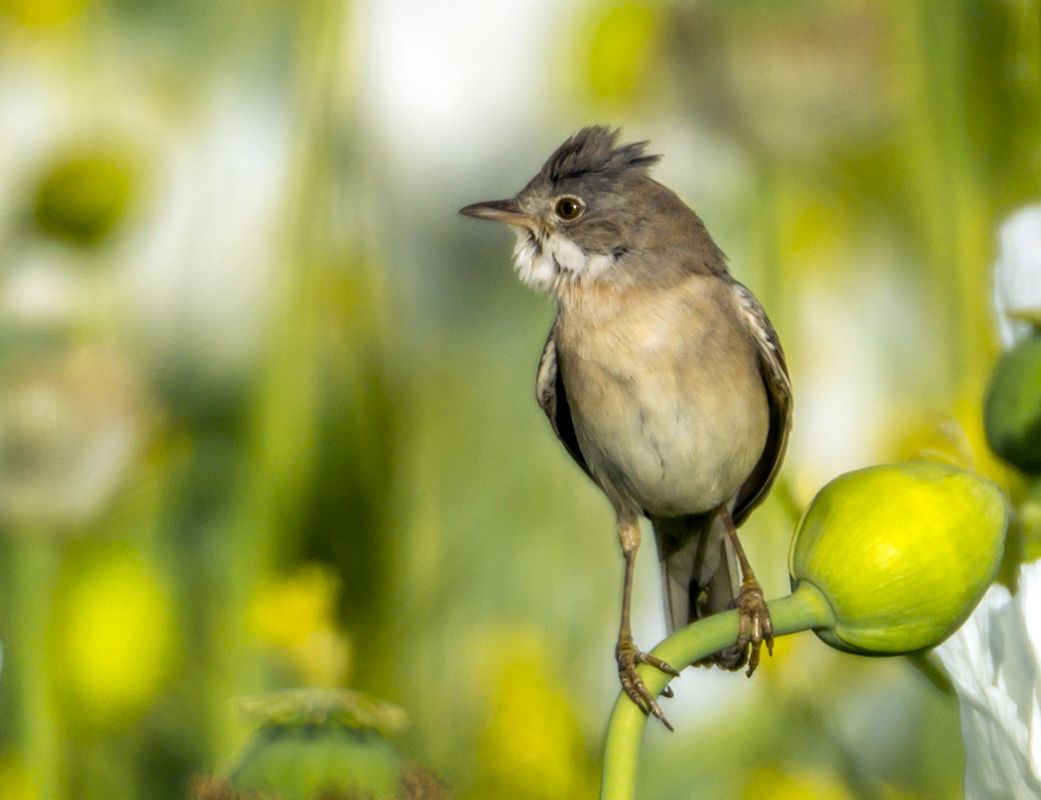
536,319,593,479
728,280,793,525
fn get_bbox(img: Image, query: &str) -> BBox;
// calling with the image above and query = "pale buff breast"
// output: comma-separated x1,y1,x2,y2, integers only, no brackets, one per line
556,276,770,517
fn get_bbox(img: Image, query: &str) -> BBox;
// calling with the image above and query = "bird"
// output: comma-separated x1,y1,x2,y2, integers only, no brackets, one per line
459,126,792,729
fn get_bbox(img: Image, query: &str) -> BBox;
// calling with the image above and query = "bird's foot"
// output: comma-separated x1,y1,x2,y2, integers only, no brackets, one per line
734,581,773,677
616,636,680,731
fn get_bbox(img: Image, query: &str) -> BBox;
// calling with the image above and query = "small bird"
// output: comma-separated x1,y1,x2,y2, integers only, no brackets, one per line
459,127,792,729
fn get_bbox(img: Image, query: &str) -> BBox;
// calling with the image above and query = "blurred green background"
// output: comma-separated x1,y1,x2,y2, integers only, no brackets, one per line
0,0,1037,797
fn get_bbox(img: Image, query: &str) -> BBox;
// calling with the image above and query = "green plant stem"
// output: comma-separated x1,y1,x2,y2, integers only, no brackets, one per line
600,581,835,800
10,532,61,799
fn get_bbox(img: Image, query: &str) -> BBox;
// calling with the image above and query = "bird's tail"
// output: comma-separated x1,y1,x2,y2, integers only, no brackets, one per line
653,511,745,668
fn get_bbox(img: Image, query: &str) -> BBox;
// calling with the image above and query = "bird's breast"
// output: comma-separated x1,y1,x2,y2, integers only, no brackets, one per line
556,278,769,517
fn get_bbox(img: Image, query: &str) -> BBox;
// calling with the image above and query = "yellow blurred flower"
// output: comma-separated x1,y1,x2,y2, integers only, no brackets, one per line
473,629,593,800
777,185,853,277
0,754,36,800
759,617,810,682
1018,486,1041,563
0,0,89,27
947,394,1007,486
57,550,175,725
891,389,1015,491
583,2,660,105
249,564,351,686
878,786,919,800
741,764,853,800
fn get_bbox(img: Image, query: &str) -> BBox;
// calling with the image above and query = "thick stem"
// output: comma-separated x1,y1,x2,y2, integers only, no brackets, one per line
600,582,835,800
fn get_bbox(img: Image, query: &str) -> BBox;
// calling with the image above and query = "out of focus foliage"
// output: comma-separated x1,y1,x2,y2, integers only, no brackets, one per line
985,331,1041,473
0,0,1036,798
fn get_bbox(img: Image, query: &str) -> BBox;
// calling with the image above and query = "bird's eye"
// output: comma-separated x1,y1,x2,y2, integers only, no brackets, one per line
555,196,584,221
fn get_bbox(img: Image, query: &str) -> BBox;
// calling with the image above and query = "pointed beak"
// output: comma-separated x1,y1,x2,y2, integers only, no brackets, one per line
458,198,533,227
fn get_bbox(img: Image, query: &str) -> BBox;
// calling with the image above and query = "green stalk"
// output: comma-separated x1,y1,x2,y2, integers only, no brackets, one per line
207,0,350,761
890,0,992,390
599,582,835,800
8,532,61,799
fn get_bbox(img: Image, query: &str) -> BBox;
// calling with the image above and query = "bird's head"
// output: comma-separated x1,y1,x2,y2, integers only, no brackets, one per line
460,126,689,294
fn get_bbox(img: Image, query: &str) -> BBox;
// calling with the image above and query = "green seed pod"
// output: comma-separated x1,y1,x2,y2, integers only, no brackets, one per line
984,331,1041,474
789,461,1007,655
31,149,136,247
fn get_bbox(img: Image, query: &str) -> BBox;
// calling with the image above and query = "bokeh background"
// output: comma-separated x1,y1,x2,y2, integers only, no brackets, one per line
0,0,1038,797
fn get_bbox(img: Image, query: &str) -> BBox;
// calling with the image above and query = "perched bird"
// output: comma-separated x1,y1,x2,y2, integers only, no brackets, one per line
459,127,792,729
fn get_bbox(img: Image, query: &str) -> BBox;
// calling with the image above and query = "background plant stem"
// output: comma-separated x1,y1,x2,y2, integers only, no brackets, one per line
9,532,61,799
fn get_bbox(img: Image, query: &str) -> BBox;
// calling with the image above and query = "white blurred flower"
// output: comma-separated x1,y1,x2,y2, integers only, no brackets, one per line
362,0,560,174
993,205,1041,348
936,560,1041,800
0,49,291,396
0,243,84,325
0,347,151,526
0,60,157,525
125,84,291,390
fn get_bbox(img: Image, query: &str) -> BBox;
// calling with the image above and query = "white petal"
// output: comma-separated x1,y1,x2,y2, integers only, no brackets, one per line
994,205,1041,348
937,563,1041,798
1015,561,1041,777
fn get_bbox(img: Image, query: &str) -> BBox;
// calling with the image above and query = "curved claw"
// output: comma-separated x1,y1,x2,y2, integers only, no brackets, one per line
616,639,679,730
636,651,681,677
735,584,773,678
618,669,650,715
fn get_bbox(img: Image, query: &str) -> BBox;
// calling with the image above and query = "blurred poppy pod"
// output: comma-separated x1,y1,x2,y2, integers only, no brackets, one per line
231,724,401,800
984,330,1041,474
204,689,446,800
31,147,137,247
789,461,1007,655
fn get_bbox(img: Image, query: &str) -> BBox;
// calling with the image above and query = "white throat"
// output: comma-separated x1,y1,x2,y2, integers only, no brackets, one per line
511,228,616,293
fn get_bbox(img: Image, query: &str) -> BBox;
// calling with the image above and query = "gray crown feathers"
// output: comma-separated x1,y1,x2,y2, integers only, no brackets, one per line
539,126,661,185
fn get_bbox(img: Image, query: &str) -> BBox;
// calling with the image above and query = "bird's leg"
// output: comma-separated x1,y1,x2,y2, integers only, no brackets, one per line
615,516,680,730
721,509,774,677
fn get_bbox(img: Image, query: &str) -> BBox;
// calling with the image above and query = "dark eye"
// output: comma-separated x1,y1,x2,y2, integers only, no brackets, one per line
555,196,583,221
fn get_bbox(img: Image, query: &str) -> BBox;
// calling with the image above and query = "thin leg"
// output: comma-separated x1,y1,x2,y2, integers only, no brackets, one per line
614,516,680,730
721,508,774,677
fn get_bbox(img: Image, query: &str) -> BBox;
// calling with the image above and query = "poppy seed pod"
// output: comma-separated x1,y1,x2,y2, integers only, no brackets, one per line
789,461,1008,655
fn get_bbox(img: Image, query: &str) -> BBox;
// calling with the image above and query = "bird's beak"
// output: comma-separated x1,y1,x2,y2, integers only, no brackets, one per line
458,198,533,227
